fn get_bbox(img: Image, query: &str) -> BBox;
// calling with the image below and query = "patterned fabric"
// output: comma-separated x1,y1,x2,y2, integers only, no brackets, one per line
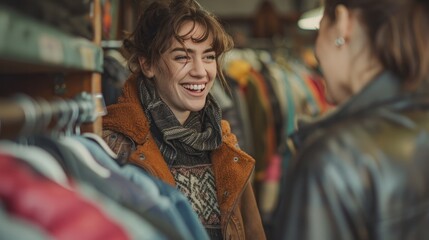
170,164,222,225
138,77,223,239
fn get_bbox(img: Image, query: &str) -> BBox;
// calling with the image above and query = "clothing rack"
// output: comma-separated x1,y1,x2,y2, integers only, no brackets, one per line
0,92,106,139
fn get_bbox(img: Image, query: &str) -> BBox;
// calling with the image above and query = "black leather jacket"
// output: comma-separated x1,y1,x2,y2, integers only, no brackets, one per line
272,71,429,240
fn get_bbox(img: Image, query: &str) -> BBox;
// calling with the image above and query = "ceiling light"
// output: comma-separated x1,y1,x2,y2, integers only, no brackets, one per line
298,7,324,30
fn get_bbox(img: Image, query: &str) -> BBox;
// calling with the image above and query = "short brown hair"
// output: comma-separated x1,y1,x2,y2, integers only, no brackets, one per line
123,0,234,89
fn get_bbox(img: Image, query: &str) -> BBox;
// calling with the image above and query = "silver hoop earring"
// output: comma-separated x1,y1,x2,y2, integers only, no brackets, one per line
335,37,345,47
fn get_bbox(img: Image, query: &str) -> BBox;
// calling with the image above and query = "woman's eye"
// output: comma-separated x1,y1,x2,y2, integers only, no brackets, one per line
175,55,190,61
204,54,216,61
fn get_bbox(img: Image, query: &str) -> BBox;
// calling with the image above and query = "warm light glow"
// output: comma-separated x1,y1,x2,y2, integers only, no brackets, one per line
298,7,324,30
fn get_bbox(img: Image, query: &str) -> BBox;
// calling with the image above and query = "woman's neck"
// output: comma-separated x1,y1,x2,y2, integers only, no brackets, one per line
172,110,191,125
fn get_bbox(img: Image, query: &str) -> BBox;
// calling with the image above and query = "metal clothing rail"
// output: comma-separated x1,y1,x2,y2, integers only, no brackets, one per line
0,92,105,139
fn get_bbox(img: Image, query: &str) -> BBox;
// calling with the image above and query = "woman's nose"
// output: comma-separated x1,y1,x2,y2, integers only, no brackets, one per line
189,59,207,77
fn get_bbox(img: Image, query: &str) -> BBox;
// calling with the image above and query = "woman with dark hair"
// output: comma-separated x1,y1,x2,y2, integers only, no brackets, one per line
272,0,429,239
102,0,265,239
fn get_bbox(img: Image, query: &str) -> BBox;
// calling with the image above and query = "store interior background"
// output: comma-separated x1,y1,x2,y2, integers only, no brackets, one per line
103,0,322,63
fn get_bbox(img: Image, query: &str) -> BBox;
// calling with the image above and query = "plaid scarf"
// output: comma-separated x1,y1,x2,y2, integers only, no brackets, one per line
138,77,222,166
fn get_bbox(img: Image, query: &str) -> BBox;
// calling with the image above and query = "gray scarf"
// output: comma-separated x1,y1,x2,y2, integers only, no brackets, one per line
138,77,222,166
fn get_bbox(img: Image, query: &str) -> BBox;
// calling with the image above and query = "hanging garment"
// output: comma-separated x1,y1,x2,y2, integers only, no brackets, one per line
74,135,208,240
0,141,157,239
0,153,130,240
0,204,52,240
31,135,182,240
0,140,70,188
102,55,129,106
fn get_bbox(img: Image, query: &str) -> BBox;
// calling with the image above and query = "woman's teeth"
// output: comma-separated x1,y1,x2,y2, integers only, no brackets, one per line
183,84,206,92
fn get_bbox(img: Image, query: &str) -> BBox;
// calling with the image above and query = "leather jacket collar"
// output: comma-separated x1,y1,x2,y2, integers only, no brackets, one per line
289,71,429,150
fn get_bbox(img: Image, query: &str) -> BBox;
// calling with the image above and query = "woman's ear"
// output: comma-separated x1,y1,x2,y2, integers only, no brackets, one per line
138,57,155,78
334,4,352,43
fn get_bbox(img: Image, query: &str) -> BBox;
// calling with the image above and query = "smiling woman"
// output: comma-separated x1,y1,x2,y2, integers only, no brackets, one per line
139,21,218,123
101,0,266,240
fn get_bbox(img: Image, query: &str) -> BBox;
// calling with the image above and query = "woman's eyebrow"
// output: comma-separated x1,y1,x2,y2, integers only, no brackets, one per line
169,47,215,54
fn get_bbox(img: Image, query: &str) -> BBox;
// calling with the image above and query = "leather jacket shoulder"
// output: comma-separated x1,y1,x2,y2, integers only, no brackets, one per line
272,72,429,240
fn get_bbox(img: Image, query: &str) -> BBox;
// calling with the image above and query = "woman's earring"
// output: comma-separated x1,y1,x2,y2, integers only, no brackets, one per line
335,37,345,47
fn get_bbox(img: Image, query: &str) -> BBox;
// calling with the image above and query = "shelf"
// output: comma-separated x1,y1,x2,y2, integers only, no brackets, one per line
0,5,103,74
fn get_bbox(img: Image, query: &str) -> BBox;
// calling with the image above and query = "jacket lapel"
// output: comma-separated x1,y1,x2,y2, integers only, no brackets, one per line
212,121,255,224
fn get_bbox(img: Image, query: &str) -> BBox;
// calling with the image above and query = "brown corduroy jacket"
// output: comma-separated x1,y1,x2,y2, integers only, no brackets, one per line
102,75,266,240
